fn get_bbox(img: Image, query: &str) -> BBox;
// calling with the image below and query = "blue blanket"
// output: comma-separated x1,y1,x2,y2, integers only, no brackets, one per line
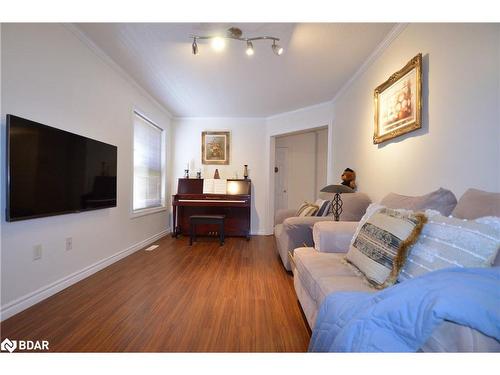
309,267,500,352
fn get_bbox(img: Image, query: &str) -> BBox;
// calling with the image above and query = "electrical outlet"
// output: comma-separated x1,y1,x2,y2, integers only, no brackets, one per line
65,237,72,251
33,244,42,261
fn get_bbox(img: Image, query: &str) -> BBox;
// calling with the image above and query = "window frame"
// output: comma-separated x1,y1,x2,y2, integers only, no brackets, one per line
130,109,167,219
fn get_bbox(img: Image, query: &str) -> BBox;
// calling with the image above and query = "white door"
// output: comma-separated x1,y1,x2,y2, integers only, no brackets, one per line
275,147,289,211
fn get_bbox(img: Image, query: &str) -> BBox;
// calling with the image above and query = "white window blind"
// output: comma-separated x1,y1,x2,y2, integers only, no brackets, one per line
133,113,163,211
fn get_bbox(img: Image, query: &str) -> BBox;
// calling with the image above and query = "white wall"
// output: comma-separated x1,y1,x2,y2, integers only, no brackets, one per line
172,117,267,234
0,24,173,319
332,23,500,201
261,23,500,233
315,128,328,194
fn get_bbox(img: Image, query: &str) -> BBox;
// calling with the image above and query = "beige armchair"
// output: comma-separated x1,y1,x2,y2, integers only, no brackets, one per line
274,192,372,271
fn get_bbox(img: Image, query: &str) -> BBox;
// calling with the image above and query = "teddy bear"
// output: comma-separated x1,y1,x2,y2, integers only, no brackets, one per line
341,168,357,190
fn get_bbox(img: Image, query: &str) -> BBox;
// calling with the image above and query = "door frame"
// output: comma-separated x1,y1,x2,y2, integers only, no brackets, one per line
274,146,289,211
267,124,332,233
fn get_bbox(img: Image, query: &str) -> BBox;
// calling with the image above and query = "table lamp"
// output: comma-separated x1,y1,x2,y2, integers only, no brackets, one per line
320,184,355,221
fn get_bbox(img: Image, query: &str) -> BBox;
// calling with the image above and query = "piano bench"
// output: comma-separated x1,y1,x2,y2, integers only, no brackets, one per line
189,215,226,246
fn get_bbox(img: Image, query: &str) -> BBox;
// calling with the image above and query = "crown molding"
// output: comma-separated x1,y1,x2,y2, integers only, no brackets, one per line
266,99,334,121
172,116,266,121
63,23,174,120
331,23,408,104
260,23,408,121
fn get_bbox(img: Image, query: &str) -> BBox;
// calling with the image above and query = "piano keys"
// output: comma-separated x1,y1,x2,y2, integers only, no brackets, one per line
172,178,251,239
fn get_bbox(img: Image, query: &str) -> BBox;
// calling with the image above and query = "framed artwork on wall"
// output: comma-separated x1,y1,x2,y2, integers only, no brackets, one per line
201,131,230,165
373,53,422,144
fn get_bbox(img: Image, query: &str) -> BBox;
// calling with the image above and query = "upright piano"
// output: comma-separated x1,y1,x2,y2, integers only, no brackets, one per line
172,178,251,239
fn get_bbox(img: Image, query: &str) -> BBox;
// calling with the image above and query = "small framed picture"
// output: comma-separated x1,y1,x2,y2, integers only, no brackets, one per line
201,131,230,165
374,53,422,144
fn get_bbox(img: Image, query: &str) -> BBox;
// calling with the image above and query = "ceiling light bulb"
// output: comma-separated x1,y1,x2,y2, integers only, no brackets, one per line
272,41,284,56
211,37,225,52
246,41,254,56
192,38,198,55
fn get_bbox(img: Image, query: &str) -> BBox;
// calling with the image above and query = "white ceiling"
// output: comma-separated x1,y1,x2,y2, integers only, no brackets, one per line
76,23,395,118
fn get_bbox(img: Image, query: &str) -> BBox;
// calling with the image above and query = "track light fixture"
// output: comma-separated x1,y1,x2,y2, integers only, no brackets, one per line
210,37,226,52
245,41,254,56
190,27,283,57
272,40,284,56
192,38,198,55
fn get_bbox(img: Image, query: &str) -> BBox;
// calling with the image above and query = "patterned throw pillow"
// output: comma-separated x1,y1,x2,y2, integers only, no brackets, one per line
296,202,319,217
345,205,427,288
315,199,332,217
398,211,500,282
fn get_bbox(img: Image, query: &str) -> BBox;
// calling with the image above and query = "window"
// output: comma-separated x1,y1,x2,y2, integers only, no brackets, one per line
133,112,164,212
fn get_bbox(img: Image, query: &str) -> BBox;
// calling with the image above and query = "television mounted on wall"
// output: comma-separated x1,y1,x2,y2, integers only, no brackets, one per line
6,114,117,221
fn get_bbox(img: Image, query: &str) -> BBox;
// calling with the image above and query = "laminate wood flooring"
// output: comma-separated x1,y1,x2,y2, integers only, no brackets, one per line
0,235,310,352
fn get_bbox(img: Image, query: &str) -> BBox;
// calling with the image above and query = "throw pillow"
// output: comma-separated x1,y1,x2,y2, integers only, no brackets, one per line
315,199,332,217
296,202,319,217
380,188,457,216
345,205,427,288
451,188,500,219
398,211,500,282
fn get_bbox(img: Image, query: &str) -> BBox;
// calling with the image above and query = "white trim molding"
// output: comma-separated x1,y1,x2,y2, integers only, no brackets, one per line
266,100,334,122
331,23,408,104
130,206,168,219
0,229,169,321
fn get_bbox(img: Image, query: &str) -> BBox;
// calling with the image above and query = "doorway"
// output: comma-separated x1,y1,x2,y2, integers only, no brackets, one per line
274,127,328,212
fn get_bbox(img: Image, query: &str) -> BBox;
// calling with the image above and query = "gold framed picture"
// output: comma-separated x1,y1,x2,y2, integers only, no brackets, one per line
201,131,230,165
374,53,422,144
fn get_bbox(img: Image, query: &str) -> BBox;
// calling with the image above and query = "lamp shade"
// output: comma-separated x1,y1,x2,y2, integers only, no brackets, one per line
320,184,354,194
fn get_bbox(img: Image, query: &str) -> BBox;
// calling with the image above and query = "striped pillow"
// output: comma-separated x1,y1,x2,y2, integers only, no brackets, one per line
315,199,332,217
398,211,500,282
296,202,319,217
346,206,426,288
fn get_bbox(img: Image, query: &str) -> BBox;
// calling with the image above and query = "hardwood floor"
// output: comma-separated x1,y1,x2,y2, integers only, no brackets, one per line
0,235,310,352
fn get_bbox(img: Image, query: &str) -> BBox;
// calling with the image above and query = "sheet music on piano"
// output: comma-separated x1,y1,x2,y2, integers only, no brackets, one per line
202,179,227,194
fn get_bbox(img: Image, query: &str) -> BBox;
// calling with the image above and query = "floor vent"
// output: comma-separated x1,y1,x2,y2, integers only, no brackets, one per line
145,244,159,252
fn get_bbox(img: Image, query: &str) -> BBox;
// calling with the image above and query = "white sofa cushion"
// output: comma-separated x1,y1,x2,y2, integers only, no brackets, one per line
316,275,375,304
313,221,359,253
293,248,374,306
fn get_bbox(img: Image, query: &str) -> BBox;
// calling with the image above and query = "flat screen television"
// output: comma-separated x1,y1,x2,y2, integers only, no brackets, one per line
6,114,117,221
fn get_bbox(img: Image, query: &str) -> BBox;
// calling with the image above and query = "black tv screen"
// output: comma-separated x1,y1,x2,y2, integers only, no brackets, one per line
6,114,117,221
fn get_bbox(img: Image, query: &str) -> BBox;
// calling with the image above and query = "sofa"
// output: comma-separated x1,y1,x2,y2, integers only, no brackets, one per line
274,192,372,271
290,188,500,352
